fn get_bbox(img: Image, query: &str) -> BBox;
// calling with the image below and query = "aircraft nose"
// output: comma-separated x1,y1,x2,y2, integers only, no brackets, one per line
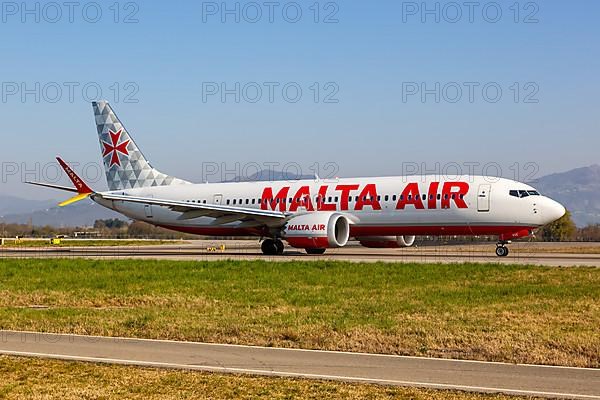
542,197,566,223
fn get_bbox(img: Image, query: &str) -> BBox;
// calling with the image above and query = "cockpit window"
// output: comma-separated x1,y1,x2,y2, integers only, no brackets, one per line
510,189,541,198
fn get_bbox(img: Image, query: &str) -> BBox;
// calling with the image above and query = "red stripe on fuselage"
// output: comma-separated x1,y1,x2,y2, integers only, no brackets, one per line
156,223,535,238
350,225,536,237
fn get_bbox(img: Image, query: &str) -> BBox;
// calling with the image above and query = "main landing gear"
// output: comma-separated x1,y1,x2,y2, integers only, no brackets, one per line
495,241,510,257
261,238,284,255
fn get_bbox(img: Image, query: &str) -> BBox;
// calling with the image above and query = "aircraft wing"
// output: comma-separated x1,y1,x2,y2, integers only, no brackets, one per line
97,193,288,226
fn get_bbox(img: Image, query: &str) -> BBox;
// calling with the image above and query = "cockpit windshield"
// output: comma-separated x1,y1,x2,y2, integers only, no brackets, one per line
509,190,540,198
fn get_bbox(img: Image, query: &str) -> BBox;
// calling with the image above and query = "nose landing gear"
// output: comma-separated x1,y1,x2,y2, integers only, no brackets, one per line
495,241,510,257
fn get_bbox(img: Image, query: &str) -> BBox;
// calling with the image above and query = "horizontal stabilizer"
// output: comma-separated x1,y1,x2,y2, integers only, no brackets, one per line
25,181,79,193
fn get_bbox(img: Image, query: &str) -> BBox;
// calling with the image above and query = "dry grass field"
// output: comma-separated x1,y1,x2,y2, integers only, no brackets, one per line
0,356,539,400
0,259,598,367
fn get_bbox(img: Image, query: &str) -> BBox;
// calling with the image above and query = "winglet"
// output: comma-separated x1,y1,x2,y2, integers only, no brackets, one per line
55,157,93,207
56,157,93,194
58,193,91,207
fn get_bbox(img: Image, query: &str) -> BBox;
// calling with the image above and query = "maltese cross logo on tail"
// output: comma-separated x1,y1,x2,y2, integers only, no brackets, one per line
102,129,130,168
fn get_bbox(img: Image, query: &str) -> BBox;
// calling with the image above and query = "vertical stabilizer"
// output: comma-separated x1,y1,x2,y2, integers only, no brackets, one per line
92,101,189,191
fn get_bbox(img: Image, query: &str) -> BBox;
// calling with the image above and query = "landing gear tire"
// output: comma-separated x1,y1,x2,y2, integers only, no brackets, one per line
306,248,326,255
495,245,509,257
261,239,278,255
274,239,284,255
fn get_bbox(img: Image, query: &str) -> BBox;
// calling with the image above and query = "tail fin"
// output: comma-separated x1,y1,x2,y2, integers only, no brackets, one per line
92,101,189,191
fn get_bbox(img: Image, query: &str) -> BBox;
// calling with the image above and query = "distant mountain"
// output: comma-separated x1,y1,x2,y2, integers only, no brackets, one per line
0,200,126,228
224,169,315,182
0,195,57,217
534,165,600,227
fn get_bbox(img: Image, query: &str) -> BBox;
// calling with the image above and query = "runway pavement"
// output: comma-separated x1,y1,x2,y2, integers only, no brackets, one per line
2,240,600,266
0,331,598,399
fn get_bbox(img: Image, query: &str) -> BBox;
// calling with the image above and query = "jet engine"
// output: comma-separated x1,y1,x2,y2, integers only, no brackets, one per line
284,212,351,251
358,235,416,248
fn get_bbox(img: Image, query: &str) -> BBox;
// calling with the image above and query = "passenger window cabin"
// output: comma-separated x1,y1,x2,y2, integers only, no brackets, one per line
219,188,477,210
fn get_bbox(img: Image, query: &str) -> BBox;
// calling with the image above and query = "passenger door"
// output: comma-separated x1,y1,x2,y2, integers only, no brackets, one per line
477,184,491,212
213,194,223,205
144,195,153,218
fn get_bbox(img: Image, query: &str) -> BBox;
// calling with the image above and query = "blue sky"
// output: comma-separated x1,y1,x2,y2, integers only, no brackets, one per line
0,0,598,197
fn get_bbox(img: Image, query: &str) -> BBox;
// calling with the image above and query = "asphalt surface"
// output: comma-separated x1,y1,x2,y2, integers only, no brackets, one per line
2,240,600,266
0,331,598,399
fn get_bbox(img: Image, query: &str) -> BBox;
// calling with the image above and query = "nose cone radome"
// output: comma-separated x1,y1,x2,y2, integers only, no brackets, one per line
543,197,566,224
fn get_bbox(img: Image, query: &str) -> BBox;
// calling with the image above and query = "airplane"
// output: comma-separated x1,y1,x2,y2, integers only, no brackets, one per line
27,101,566,257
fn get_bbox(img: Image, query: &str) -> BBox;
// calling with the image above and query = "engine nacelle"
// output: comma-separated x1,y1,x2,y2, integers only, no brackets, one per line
284,212,350,249
358,235,416,248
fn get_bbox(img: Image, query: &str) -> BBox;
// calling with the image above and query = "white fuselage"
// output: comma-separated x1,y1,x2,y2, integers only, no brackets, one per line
93,175,565,240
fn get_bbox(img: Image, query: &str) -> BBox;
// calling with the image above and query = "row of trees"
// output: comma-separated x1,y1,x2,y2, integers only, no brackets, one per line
538,211,593,242
0,223,74,239
93,219,198,239
0,219,196,239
